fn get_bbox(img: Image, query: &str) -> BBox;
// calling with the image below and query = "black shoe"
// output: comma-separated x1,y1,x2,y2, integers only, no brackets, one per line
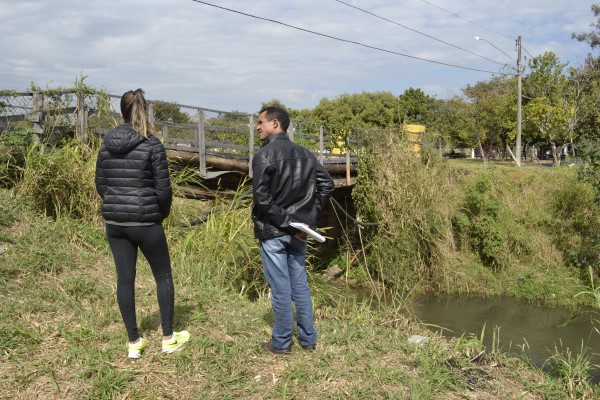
301,343,316,351
258,341,292,354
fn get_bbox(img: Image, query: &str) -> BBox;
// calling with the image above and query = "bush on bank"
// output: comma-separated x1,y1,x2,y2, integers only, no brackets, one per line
353,130,600,306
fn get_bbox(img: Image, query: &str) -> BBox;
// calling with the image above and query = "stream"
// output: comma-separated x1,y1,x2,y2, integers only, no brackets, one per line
411,295,600,381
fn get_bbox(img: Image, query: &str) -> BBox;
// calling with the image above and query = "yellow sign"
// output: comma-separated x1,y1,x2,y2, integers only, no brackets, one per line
405,124,425,155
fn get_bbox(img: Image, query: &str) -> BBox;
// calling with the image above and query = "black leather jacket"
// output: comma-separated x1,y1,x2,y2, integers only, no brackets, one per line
95,123,172,223
252,133,335,240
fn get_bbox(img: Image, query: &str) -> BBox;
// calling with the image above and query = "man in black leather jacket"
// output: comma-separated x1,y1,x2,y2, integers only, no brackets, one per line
253,106,334,354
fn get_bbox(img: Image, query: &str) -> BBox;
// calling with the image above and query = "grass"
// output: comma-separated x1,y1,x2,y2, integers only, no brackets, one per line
0,187,578,399
2,133,600,398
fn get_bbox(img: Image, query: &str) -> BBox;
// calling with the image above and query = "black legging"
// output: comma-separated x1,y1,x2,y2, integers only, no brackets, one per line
106,224,174,342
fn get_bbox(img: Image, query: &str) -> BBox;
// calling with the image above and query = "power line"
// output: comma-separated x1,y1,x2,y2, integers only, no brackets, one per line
190,0,510,75
521,45,535,60
419,0,514,41
420,1,538,64
332,0,506,66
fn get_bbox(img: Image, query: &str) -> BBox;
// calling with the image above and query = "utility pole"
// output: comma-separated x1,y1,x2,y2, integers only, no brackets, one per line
516,35,522,167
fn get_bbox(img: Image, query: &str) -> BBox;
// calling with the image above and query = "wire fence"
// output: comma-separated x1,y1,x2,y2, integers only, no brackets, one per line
0,90,419,177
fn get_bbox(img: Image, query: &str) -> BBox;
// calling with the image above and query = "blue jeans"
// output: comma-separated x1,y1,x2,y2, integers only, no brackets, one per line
260,235,317,349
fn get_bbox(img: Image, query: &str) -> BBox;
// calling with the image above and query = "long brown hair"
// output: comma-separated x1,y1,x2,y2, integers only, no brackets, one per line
120,89,149,137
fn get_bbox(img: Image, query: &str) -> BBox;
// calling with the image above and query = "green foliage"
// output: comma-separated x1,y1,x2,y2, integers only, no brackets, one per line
81,354,133,399
312,91,402,129
553,169,600,270
572,4,600,50
153,101,194,124
15,140,100,220
169,187,262,296
464,76,517,155
0,190,17,228
544,343,595,399
398,87,435,125
573,56,600,139
260,98,289,111
0,122,34,186
578,138,600,202
0,122,33,147
523,52,581,165
430,96,475,149
87,89,119,134
453,178,507,271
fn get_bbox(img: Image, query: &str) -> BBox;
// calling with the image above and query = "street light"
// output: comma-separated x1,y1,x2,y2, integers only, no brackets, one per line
474,36,523,167
474,37,513,62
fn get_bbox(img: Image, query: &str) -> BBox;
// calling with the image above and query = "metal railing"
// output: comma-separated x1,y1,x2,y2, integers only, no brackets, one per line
0,91,421,180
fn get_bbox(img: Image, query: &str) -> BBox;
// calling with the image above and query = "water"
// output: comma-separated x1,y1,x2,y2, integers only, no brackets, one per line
411,295,600,380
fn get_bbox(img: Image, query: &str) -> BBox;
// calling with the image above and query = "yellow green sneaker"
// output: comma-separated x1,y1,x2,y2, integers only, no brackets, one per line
162,331,190,353
127,337,147,359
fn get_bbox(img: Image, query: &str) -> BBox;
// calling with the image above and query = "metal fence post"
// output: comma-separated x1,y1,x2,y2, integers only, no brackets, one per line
28,92,44,141
198,109,206,177
288,119,294,142
148,102,154,126
77,91,88,145
319,125,324,165
249,115,254,177
345,136,351,186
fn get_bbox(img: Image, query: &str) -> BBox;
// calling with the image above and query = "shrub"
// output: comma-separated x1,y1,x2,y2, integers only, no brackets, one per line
352,129,454,290
454,178,507,271
550,174,600,273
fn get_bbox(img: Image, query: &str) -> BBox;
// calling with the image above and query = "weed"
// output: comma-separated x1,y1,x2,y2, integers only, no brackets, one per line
544,341,596,398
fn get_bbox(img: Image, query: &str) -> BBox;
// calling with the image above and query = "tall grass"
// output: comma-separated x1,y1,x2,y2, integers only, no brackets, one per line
15,139,100,220
352,130,455,292
168,186,263,297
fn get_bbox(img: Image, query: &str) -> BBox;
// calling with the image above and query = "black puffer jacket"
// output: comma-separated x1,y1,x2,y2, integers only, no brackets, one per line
95,123,172,223
252,133,335,240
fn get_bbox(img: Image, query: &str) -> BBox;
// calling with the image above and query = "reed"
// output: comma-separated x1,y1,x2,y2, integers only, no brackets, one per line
353,129,455,292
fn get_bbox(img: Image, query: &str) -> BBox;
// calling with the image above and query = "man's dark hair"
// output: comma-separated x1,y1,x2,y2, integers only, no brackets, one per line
259,106,290,133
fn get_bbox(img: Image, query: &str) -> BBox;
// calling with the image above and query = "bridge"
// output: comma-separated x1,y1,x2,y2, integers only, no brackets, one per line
150,110,361,194
0,91,422,235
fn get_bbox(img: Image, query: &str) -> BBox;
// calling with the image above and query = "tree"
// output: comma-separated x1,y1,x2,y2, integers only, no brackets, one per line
572,4,600,50
312,91,401,129
464,76,517,162
523,52,581,166
153,102,193,124
260,99,288,112
428,96,475,152
573,4,600,202
573,56,600,140
398,87,435,125
572,4,600,140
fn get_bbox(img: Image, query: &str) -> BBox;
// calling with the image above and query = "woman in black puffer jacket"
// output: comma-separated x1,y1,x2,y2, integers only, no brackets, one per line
95,89,189,358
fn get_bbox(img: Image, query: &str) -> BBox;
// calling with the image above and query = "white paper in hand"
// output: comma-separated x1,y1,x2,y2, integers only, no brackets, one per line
290,222,326,243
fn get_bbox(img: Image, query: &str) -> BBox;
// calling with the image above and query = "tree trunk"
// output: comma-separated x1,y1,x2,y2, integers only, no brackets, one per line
476,128,487,164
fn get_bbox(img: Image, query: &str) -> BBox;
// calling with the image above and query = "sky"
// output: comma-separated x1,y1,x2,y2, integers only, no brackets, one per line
0,0,596,113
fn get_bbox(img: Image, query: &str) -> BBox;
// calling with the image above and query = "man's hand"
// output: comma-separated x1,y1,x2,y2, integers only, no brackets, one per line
293,222,308,242
294,231,308,242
